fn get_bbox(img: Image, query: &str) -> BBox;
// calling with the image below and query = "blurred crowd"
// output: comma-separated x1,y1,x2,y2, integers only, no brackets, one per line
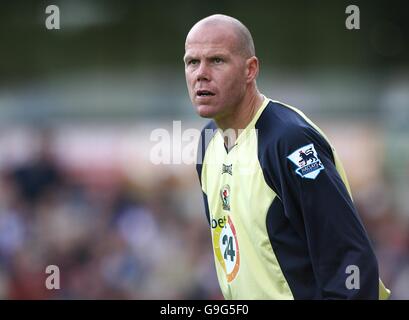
0,128,408,300
0,130,221,299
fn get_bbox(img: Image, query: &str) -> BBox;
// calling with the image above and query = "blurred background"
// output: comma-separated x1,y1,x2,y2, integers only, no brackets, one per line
0,0,408,299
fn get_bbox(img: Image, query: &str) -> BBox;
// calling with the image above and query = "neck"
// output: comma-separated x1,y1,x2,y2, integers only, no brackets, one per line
215,88,264,149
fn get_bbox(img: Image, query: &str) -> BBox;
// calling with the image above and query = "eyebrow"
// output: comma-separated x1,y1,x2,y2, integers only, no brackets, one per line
183,54,193,63
183,52,228,63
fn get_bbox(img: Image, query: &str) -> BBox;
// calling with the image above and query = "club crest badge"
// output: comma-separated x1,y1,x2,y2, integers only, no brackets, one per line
220,184,231,211
287,143,324,179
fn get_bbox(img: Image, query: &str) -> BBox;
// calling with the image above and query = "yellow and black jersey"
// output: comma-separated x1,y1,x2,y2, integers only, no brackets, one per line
196,96,390,299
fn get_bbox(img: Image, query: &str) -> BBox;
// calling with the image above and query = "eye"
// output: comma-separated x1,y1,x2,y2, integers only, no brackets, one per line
213,57,223,64
188,59,199,66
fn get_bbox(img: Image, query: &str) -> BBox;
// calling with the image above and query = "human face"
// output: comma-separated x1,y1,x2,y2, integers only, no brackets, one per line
184,25,248,120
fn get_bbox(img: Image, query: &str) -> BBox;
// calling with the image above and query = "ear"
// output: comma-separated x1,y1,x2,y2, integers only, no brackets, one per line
245,56,259,83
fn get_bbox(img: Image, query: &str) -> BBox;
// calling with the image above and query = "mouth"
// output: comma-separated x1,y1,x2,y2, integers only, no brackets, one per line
196,90,215,97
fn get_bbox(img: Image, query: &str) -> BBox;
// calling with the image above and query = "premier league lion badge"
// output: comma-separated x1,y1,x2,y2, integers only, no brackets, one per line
287,143,324,179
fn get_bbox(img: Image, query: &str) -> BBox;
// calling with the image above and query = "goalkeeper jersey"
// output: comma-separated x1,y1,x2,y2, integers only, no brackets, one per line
196,96,390,299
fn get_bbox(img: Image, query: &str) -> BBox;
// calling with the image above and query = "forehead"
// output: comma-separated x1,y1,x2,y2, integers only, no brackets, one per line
185,24,239,56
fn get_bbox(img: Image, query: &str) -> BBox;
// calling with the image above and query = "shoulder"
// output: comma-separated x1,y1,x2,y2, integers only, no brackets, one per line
200,119,218,136
197,120,218,155
196,120,218,180
256,100,332,162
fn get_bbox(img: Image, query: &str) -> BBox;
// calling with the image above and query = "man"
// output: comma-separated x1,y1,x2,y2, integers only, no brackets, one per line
184,14,390,299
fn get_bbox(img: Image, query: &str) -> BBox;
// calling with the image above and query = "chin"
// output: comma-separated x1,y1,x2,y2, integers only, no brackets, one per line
196,105,218,119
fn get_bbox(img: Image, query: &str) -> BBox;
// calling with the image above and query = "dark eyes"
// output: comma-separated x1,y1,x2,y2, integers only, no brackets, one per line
186,57,224,66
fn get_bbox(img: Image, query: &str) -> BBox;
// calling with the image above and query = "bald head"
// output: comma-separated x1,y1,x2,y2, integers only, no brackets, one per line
186,14,255,58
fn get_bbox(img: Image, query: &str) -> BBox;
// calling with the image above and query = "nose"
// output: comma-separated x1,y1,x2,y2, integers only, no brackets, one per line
196,62,210,82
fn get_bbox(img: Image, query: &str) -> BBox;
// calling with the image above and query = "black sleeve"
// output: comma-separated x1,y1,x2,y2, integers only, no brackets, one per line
196,121,217,225
264,124,379,299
